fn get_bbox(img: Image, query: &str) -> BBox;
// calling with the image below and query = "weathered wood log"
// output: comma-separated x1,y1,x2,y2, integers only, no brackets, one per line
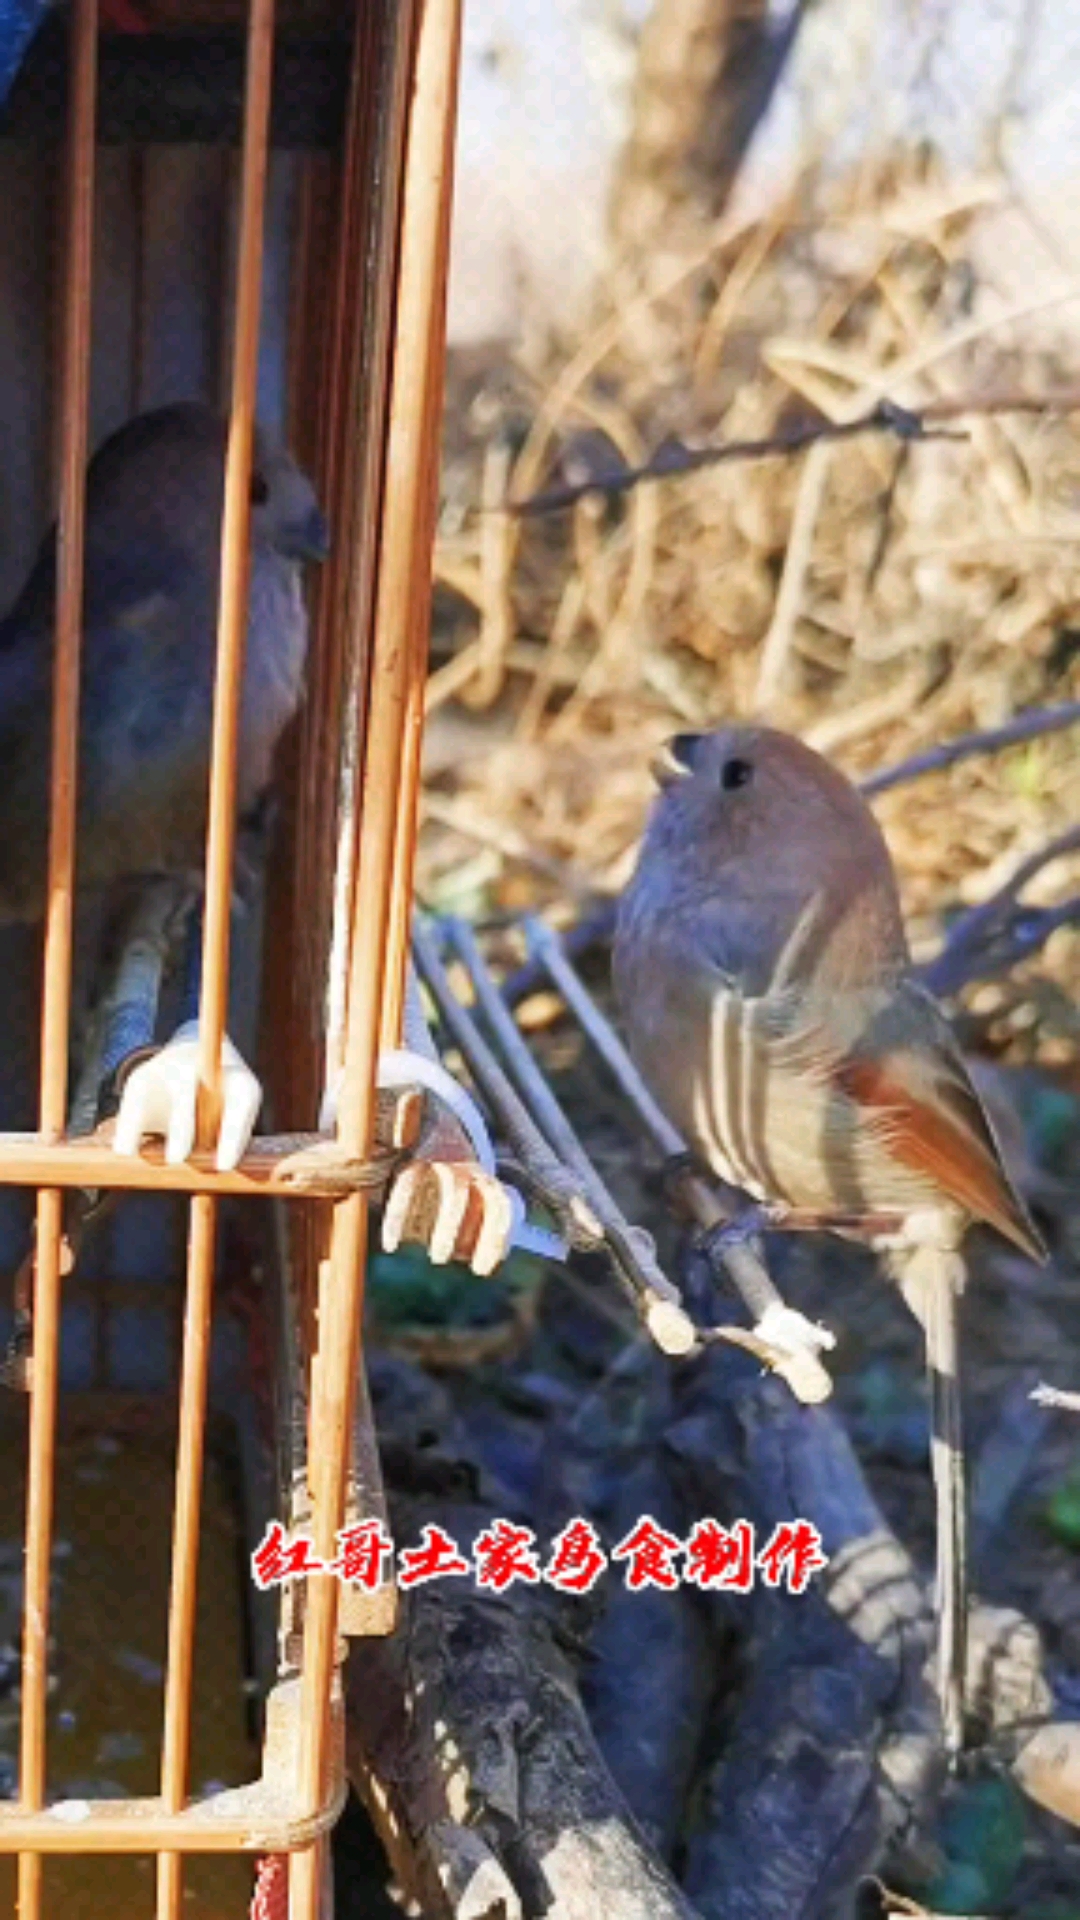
345,1357,701,1919
345,1507,701,1916
579,1452,715,1861
344,1280,1066,1917
663,1334,942,1918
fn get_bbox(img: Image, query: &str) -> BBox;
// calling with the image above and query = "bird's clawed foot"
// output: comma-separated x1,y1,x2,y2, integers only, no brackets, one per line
111,1022,263,1172
383,1157,517,1277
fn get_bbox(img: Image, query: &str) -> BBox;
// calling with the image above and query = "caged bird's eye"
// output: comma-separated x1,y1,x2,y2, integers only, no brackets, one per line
250,470,270,506
720,756,753,792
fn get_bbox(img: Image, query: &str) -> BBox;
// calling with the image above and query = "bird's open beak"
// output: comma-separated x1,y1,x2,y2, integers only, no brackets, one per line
651,732,700,786
281,504,331,563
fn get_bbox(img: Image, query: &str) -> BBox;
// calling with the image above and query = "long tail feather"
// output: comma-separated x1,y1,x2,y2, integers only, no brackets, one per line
924,1253,967,1757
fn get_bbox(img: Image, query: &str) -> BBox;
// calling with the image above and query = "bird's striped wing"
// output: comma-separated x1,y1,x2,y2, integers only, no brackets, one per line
683,980,847,1206
833,981,1046,1262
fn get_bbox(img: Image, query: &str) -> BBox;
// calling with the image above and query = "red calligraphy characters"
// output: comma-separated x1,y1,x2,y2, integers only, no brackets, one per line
251,1523,323,1591
543,1518,608,1594
473,1520,542,1592
249,1515,828,1596
684,1518,755,1593
328,1520,395,1591
398,1524,472,1589
757,1521,829,1594
612,1516,683,1592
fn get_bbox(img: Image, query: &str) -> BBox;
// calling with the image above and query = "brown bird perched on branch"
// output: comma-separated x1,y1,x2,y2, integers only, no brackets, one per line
614,724,1046,1754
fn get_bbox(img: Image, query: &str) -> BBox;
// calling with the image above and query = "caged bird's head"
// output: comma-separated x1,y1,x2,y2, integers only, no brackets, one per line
80,403,330,575
249,427,330,566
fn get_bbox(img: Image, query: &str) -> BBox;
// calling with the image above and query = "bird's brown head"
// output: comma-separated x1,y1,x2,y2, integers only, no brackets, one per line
636,723,910,991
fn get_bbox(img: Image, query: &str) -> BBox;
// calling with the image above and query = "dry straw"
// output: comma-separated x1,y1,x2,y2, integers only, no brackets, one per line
423,160,1080,1061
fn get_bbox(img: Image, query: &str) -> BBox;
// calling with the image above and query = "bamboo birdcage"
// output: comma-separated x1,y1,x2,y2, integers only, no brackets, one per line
0,0,461,1913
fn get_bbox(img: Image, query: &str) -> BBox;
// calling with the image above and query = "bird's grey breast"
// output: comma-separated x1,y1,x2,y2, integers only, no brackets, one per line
240,556,309,805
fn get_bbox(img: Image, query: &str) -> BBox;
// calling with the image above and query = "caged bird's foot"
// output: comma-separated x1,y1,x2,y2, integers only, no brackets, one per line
111,1021,263,1173
382,1156,518,1277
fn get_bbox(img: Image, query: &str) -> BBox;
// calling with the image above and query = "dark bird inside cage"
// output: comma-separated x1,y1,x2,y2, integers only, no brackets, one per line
0,399,329,926
614,721,1047,1755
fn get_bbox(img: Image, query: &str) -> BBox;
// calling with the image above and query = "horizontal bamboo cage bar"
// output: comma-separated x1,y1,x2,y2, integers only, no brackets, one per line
0,1131,399,1197
0,1679,346,1853
0,1790,343,1854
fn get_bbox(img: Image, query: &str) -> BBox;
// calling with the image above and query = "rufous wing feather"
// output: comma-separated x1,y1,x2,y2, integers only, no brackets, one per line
836,1041,1046,1263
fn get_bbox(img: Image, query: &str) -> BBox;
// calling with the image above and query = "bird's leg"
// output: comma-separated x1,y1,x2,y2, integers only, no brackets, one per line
1,880,192,1392
697,1201,782,1261
890,1229,969,1760
926,1247,968,1763
659,1148,703,1208
84,877,196,1124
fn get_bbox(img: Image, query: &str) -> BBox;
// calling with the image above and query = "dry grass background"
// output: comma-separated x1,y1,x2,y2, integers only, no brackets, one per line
421,159,1080,1065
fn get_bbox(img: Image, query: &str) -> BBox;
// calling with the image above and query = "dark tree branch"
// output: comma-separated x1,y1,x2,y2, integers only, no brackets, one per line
509,388,1080,518
861,706,1080,796
510,400,949,517
348,1356,701,1920
917,827,1080,998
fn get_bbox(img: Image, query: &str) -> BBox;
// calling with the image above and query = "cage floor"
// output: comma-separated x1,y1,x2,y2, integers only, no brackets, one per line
0,1393,258,1917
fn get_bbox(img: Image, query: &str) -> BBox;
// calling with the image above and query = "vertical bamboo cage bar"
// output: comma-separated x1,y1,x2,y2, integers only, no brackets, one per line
377,335,449,1054
271,0,415,1166
18,2,98,1913
289,2,463,1913
310,0,421,1105
194,0,275,1128
306,2,422,1628
374,3,453,1052
156,1,275,1915
271,0,419,1604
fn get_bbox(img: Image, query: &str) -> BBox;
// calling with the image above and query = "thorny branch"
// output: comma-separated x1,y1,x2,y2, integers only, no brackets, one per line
509,386,1080,517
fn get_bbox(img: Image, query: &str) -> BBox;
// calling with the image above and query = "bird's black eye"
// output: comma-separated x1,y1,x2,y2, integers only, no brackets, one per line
721,756,753,791
250,471,269,506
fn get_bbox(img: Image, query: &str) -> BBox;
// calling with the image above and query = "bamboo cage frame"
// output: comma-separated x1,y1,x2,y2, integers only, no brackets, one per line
0,0,463,1912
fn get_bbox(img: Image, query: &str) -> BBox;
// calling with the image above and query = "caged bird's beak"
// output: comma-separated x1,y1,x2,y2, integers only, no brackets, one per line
279,503,331,563
651,731,701,787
